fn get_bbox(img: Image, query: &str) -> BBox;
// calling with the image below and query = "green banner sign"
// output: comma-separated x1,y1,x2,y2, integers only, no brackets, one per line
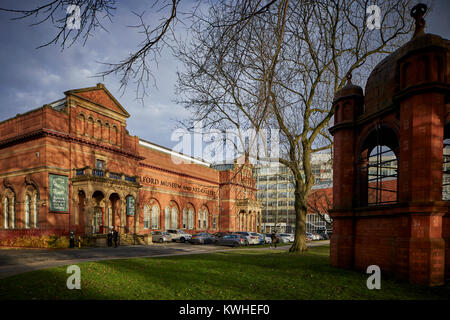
49,174,69,212
126,196,135,216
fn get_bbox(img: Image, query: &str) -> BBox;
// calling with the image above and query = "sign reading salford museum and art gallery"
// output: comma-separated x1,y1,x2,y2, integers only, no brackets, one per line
49,174,69,212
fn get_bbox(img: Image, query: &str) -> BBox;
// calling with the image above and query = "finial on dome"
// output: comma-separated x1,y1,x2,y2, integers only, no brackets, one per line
347,72,352,85
411,3,427,38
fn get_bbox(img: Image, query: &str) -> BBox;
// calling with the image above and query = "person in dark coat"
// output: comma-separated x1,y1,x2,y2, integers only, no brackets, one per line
113,228,119,248
69,230,75,248
271,230,278,248
107,229,113,247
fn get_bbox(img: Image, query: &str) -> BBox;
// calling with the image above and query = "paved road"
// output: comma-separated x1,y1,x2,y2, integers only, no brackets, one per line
0,240,330,279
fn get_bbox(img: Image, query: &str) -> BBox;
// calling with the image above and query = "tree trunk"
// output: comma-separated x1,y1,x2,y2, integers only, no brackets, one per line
289,183,308,253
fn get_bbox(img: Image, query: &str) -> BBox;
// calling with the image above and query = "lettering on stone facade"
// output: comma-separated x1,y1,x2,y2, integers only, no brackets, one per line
140,176,216,197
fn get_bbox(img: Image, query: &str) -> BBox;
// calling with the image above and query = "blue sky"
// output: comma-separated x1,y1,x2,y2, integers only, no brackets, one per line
0,0,449,150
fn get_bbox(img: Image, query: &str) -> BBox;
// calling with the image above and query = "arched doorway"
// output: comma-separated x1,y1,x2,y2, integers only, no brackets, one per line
92,191,105,234
109,193,121,233
77,190,86,233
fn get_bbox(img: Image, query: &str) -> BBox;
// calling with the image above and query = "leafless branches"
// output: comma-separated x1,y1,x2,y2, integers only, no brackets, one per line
176,0,420,252
0,0,117,49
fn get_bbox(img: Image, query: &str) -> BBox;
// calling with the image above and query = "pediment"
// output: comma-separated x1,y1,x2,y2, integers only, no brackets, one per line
65,83,130,118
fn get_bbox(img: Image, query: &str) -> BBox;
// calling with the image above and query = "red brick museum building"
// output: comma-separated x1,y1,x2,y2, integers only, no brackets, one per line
0,84,261,242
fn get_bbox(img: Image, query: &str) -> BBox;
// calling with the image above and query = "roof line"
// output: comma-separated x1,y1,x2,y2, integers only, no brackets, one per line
139,139,211,167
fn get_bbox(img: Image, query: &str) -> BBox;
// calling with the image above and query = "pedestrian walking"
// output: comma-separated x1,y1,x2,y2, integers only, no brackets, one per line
271,230,278,248
113,228,119,248
107,229,113,247
69,230,75,248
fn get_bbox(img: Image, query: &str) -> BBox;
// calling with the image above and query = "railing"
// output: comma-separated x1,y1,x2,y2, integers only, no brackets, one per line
74,168,138,184
92,169,104,177
109,172,122,180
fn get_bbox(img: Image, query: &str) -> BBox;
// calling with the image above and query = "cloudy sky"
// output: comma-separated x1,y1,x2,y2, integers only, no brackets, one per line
0,0,449,150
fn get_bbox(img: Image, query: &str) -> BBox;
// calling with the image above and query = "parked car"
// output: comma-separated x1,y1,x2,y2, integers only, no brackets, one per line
252,233,266,245
317,231,329,240
279,233,294,242
212,232,231,243
278,233,292,243
263,234,272,244
151,231,171,243
166,229,192,243
189,232,215,244
235,232,259,245
249,232,264,245
312,233,322,240
306,232,313,241
217,234,247,247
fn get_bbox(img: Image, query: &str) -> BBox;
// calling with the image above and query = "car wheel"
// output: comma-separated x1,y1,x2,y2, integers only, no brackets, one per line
180,237,185,243
245,240,249,246
159,238,163,243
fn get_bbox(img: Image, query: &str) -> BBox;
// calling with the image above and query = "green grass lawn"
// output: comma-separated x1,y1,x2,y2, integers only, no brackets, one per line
1,245,449,300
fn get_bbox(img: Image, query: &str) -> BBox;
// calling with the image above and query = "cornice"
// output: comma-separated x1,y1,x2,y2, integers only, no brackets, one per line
0,128,144,161
139,162,219,185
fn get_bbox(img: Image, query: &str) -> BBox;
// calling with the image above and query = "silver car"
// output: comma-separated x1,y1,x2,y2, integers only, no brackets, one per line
167,229,192,243
278,233,292,243
151,231,171,243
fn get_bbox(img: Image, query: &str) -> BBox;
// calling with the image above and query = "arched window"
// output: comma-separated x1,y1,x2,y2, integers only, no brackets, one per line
171,206,178,229
143,205,150,229
183,204,195,230
25,194,30,229
357,125,398,206
200,206,209,229
78,114,86,135
11,196,15,229
188,208,194,230
182,208,187,229
24,185,39,229
151,204,160,229
3,197,8,229
33,193,39,228
87,117,94,137
165,206,170,230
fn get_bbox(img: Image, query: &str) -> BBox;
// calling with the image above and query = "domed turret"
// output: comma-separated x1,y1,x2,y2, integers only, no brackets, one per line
364,3,449,117
332,73,364,125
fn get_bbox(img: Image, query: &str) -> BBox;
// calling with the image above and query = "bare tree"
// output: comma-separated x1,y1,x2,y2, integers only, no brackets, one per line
176,0,422,252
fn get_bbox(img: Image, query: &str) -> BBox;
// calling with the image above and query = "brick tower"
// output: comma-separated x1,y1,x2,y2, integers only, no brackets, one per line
329,3,450,286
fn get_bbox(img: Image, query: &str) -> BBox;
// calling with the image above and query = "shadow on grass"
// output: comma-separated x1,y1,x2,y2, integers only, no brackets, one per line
1,245,449,300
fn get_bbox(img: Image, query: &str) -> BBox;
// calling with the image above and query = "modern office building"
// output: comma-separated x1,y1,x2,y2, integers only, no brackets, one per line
253,154,333,233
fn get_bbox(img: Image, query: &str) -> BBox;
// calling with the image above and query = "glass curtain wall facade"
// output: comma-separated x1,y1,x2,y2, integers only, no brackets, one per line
253,154,332,233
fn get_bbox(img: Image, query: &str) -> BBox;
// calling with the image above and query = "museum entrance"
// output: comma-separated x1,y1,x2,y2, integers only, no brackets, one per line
109,193,121,232
93,206,104,233
92,190,105,234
